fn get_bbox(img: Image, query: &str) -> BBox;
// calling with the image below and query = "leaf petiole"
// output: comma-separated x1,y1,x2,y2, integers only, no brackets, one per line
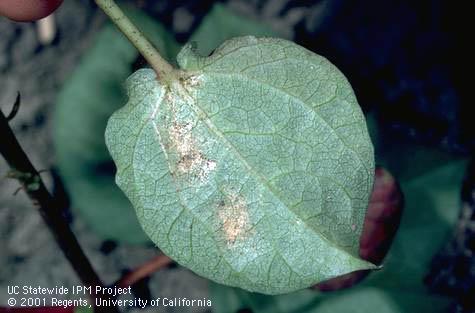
94,0,175,82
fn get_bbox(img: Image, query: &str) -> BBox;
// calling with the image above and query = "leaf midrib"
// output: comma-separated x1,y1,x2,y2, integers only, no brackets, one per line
172,80,362,260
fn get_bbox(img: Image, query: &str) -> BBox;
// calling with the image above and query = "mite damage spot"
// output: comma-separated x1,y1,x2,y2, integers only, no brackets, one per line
168,121,216,182
217,192,249,246
180,74,203,91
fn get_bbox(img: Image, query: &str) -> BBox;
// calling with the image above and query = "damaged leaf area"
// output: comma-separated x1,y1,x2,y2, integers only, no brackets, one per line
217,190,250,246
105,36,375,294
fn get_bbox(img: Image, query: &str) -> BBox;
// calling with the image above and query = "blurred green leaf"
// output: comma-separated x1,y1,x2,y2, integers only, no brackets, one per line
74,306,93,313
190,3,278,57
211,282,451,313
53,7,179,243
210,283,320,313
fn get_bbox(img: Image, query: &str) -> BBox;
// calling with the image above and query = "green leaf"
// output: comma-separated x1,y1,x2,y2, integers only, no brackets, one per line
53,7,179,243
74,306,93,313
210,272,450,313
189,3,278,57
210,281,450,313
210,282,320,313
105,36,375,294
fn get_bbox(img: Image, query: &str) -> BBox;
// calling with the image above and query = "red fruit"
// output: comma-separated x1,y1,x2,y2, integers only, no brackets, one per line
0,0,63,22
315,167,404,291
359,167,404,264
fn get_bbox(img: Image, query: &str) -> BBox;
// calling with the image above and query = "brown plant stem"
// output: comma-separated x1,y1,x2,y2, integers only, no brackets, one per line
0,109,118,313
115,254,173,288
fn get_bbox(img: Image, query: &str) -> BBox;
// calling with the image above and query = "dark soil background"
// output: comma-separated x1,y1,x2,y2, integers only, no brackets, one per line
1,0,473,312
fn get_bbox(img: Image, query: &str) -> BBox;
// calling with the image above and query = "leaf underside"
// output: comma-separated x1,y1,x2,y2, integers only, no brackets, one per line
54,7,179,243
105,36,375,294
